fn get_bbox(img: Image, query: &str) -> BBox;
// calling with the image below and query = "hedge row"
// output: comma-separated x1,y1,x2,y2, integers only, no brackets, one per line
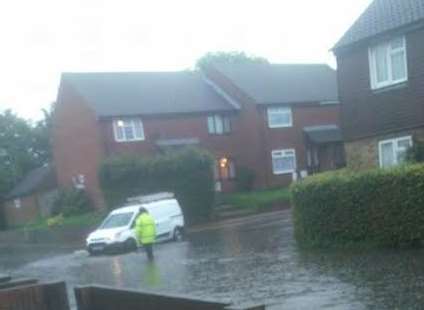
291,164,424,248
99,148,215,224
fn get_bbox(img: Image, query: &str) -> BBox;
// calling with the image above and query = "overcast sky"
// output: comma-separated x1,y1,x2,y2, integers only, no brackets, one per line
0,0,372,120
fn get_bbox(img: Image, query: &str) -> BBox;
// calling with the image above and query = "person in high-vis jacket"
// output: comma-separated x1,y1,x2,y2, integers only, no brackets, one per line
135,207,156,261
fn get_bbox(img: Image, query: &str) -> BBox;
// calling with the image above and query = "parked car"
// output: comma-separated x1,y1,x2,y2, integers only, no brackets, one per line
86,192,185,255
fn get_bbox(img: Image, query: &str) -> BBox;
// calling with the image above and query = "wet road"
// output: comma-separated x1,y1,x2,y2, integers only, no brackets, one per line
2,209,424,309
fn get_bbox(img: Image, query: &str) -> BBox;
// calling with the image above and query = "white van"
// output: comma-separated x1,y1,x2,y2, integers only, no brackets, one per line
86,193,185,255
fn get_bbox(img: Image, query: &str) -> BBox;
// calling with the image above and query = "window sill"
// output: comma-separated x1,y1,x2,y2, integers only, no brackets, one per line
208,133,232,136
268,125,293,129
115,139,145,143
372,81,408,94
273,171,295,176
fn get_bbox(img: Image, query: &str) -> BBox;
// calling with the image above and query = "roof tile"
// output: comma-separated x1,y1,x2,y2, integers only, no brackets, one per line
334,0,424,50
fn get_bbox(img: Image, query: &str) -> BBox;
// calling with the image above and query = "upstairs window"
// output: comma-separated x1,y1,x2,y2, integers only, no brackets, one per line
113,118,145,142
379,136,412,168
272,149,296,175
208,115,231,135
369,37,407,90
267,107,292,128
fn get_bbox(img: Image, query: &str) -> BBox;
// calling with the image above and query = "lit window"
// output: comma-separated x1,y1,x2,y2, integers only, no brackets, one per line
208,115,231,135
14,199,21,209
267,107,292,128
379,136,412,168
113,118,145,142
215,157,236,180
369,37,408,90
272,149,296,175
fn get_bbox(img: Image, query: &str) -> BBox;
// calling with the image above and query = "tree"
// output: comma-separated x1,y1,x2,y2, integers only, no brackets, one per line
195,51,269,69
0,107,53,200
32,103,55,164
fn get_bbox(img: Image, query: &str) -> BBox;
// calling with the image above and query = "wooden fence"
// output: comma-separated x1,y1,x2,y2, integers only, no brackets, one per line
0,281,69,310
0,278,266,310
75,285,265,310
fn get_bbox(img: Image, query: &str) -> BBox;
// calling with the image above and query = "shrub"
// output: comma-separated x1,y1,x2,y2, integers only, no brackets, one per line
99,147,215,224
47,214,64,228
235,166,256,192
291,165,424,248
51,189,92,217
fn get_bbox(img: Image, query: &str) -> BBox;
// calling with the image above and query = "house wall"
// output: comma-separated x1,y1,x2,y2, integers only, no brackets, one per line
4,195,40,227
52,81,106,209
100,113,244,192
204,66,341,187
202,67,281,188
337,27,424,143
345,127,424,170
259,104,341,187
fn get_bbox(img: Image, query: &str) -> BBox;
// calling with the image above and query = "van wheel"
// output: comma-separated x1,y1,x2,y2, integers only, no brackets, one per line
173,227,183,242
125,239,138,252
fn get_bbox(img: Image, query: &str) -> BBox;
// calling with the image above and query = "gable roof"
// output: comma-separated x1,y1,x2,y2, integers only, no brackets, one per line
6,165,57,200
334,0,424,50
62,72,237,118
212,64,338,105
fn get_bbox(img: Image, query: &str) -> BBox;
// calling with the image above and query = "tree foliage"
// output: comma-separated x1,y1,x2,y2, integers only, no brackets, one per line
196,51,269,69
0,107,53,200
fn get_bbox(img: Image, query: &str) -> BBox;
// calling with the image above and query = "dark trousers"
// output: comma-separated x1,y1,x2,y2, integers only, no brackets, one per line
143,243,154,261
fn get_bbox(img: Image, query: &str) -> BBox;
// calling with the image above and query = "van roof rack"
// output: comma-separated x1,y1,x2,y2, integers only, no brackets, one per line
126,192,175,204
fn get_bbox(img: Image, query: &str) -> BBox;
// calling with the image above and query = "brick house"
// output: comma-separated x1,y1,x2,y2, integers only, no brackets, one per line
333,0,424,169
2,165,57,227
52,64,341,209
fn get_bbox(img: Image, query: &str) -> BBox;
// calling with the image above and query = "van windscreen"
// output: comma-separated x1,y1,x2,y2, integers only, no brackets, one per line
101,212,133,229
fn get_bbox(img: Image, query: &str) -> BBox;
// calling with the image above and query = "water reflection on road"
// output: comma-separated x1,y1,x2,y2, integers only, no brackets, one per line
2,209,424,309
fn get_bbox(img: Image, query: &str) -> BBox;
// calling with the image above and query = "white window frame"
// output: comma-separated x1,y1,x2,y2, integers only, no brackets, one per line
378,136,412,168
208,114,231,135
369,36,408,90
267,107,293,128
113,118,145,142
272,149,297,175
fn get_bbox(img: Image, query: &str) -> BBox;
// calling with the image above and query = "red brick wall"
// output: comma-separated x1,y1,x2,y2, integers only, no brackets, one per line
100,113,251,192
100,101,340,191
259,104,341,187
4,196,39,227
52,81,106,209
202,66,341,188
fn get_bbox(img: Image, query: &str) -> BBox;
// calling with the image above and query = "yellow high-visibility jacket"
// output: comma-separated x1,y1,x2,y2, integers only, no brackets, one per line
135,213,156,245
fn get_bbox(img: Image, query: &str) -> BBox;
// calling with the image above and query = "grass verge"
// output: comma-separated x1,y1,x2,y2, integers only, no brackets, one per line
220,187,291,211
16,211,108,231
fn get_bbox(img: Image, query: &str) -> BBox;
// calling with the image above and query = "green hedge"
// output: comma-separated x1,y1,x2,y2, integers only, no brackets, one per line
291,165,424,248
51,188,92,217
99,148,215,224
